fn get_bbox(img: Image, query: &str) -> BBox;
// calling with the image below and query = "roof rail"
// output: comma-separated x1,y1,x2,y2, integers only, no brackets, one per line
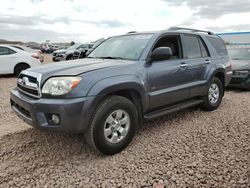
168,27,214,35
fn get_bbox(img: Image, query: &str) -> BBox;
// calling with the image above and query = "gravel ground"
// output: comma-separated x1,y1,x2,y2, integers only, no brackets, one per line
0,60,249,187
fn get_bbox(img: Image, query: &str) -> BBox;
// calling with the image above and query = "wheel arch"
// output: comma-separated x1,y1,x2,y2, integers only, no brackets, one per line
87,76,148,125
13,62,30,75
209,68,226,96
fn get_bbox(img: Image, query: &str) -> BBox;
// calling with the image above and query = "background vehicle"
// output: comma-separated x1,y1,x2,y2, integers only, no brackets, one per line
0,45,43,76
227,46,250,90
10,28,232,155
72,43,94,59
52,43,92,61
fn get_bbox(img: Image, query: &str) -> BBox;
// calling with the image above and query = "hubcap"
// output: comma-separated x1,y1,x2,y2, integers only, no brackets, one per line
208,83,220,104
104,110,130,144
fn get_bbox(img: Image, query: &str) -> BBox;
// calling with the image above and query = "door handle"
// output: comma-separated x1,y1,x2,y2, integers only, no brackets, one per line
205,60,211,64
180,63,188,68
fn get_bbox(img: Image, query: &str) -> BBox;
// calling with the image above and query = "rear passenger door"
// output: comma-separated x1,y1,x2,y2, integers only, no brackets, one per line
182,34,212,97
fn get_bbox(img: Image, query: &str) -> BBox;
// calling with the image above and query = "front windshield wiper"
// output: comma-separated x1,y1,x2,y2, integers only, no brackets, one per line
95,56,125,60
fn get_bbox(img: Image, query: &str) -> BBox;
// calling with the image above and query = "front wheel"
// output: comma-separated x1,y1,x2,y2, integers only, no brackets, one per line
66,55,73,60
84,96,138,155
201,77,223,111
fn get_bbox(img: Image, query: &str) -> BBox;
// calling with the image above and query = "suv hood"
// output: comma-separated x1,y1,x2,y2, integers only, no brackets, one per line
231,60,250,71
28,58,134,78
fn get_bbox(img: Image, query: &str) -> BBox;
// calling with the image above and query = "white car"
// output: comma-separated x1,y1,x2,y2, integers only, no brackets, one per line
0,45,43,76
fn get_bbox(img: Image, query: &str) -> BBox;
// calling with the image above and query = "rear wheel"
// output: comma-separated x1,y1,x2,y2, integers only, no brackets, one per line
201,77,223,111
85,96,138,155
14,63,30,77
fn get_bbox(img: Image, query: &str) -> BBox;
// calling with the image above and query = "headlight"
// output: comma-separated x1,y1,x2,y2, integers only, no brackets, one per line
234,70,249,76
42,77,82,96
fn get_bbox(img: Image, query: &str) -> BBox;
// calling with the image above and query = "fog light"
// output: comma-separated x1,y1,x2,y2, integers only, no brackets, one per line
52,114,60,124
45,113,60,125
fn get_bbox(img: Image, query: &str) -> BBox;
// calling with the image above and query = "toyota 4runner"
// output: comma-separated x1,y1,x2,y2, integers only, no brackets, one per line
10,27,232,155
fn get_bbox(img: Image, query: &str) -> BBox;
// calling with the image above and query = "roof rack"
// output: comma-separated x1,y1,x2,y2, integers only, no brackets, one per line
168,27,214,35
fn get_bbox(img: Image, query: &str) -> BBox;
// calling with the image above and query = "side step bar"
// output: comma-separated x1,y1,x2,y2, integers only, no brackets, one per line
144,99,203,120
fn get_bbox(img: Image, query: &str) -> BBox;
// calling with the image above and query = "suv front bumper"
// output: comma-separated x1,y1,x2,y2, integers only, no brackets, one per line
10,88,93,133
228,74,250,90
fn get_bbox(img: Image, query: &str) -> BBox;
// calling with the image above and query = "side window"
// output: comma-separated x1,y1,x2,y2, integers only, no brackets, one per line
153,35,182,59
199,38,209,57
183,35,202,59
0,47,16,55
206,36,228,56
0,47,9,55
78,44,87,49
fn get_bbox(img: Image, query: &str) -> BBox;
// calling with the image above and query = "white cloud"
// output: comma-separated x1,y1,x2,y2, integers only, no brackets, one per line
0,0,249,43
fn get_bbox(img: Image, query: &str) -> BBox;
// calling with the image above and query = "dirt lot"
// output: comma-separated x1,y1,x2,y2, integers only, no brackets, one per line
0,59,249,187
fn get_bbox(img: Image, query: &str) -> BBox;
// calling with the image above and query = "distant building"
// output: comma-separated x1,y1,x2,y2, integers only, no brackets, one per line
217,32,250,45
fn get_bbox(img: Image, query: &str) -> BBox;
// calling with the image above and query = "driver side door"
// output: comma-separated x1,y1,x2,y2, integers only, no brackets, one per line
147,35,192,110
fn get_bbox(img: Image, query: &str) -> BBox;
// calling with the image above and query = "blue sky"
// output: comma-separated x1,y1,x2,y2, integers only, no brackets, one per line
0,0,249,43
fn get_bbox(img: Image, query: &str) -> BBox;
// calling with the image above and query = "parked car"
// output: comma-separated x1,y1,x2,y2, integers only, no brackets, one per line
10,27,232,155
72,43,94,59
11,45,24,51
227,46,250,90
0,45,43,76
52,43,92,61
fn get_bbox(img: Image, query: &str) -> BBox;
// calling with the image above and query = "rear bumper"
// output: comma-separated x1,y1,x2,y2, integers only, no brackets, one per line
10,88,95,133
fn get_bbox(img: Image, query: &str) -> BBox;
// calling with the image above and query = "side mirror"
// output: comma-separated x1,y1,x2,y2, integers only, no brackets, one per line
150,47,173,61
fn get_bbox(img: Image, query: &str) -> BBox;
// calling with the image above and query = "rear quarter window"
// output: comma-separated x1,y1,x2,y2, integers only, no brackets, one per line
206,36,228,56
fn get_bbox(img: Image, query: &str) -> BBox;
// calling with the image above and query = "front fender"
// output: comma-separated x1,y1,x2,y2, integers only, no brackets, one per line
87,74,148,111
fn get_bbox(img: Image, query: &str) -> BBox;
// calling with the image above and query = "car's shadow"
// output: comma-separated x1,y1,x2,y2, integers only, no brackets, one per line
226,88,249,93
0,74,16,78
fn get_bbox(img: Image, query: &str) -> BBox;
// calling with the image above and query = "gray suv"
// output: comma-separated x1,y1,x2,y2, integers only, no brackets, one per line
10,27,232,155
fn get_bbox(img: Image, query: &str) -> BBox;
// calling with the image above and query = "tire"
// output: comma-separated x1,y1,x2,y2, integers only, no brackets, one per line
66,55,73,60
201,77,223,111
85,95,138,155
14,63,30,77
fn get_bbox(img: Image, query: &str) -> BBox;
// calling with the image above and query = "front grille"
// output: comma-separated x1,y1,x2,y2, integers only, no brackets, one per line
17,71,42,98
17,84,39,96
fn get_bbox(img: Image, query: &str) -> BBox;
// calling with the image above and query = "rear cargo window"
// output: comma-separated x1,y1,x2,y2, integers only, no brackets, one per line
206,36,228,56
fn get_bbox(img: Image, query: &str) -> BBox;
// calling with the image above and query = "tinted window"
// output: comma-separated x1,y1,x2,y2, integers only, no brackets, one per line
206,36,228,56
184,35,202,58
78,44,88,49
0,47,15,55
153,35,182,59
199,38,209,57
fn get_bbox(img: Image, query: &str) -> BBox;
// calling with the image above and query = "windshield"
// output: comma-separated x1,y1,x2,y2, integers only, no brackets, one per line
67,43,80,50
88,34,153,60
228,48,250,60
